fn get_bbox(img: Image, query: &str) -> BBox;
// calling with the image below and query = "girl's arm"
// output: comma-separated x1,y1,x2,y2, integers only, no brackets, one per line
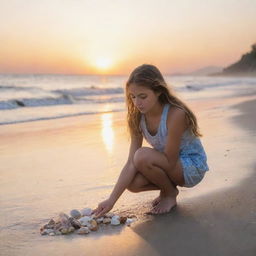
93,133,143,217
164,108,187,169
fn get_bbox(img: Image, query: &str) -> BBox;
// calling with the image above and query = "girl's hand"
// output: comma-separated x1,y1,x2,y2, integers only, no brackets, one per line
92,198,114,218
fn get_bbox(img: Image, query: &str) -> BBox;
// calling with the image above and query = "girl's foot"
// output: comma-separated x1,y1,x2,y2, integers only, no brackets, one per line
152,195,161,207
150,196,177,214
152,191,163,207
151,188,179,207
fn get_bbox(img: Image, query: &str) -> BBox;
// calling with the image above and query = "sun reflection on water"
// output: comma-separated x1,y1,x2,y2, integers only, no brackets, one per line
101,113,114,154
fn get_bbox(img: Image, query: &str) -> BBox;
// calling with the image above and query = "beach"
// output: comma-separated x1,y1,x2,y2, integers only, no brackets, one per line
0,88,256,255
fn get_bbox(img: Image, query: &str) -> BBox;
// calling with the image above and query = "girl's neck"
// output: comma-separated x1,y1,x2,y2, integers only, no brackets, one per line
145,102,165,119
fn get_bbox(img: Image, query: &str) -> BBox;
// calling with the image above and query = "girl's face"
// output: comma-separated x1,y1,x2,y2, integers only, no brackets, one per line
127,83,160,114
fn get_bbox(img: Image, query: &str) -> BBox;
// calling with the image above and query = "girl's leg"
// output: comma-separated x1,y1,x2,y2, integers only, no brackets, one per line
128,172,178,208
128,173,179,206
127,172,159,193
133,147,184,214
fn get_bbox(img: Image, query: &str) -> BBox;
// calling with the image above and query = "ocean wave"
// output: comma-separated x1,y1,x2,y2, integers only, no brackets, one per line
52,86,124,97
0,108,124,126
183,78,256,91
0,94,125,110
0,84,37,91
0,95,74,110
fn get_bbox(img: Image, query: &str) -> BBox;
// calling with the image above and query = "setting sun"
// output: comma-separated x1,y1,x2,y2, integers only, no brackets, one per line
94,57,113,72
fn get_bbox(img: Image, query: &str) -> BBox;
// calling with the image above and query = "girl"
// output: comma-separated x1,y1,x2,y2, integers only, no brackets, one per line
93,64,209,216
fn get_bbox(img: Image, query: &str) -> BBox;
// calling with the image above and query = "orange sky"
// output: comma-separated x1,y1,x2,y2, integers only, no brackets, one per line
0,0,255,75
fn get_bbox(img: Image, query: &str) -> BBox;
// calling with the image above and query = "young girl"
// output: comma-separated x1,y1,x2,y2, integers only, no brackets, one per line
93,64,209,217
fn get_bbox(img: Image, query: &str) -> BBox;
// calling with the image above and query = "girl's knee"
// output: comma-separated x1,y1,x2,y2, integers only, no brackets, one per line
133,147,152,170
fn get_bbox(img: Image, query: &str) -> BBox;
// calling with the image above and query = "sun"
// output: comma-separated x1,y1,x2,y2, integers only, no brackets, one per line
94,57,113,72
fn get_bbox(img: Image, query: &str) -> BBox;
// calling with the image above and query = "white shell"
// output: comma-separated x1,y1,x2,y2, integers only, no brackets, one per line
80,208,93,216
102,217,111,224
79,216,92,226
96,217,104,224
111,215,120,226
126,218,135,226
77,227,90,234
45,228,54,234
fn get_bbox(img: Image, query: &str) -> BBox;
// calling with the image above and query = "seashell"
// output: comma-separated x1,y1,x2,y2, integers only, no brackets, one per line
80,208,93,216
79,216,92,226
44,228,54,234
43,218,56,229
57,212,70,226
77,227,90,235
119,216,127,224
105,212,114,218
61,228,69,234
59,212,70,220
60,228,69,235
96,217,104,224
43,224,53,230
48,219,55,225
70,209,81,219
68,226,75,233
40,229,50,235
111,215,120,226
54,222,62,230
88,219,98,231
69,217,81,229
49,232,55,236
102,217,111,224
126,218,135,226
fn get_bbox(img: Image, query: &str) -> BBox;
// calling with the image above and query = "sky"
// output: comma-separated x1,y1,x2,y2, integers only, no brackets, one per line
0,0,256,75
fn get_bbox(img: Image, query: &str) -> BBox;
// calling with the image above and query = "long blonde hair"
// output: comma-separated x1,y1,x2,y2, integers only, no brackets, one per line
125,64,202,137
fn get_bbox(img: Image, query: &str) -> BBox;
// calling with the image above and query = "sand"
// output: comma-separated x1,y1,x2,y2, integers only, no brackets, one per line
0,94,256,256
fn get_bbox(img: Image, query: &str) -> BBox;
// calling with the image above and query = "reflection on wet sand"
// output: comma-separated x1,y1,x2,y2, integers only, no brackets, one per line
101,113,114,154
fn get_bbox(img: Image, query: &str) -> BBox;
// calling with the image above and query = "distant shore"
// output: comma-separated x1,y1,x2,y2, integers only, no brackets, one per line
209,72,256,77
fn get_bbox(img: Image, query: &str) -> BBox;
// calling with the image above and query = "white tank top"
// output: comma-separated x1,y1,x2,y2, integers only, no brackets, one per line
140,104,170,152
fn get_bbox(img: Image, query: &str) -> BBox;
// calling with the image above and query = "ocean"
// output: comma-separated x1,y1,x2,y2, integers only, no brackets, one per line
1,74,256,125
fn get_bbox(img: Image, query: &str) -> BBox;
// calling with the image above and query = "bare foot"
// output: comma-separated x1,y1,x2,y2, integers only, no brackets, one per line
150,196,177,214
152,195,161,207
151,191,163,207
152,188,179,207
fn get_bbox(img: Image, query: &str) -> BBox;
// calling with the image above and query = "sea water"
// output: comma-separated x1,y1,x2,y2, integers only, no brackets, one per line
1,74,256,125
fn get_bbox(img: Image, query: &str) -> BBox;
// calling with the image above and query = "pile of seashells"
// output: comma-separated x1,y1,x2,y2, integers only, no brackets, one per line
40,208,136,236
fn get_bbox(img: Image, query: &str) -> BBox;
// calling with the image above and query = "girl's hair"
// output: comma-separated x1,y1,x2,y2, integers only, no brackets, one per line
125,64,202,138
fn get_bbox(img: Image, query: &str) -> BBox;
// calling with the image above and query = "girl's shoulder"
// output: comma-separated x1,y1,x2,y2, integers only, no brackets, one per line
168,105,186,118
167,106,188,130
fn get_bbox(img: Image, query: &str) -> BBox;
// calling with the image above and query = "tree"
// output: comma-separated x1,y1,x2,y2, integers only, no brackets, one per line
252,43,256,52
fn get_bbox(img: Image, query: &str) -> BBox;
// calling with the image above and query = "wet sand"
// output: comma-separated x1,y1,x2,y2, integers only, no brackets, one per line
0,95,256,256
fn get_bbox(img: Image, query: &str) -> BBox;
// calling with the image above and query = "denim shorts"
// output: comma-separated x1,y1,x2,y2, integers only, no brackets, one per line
180,157,206,188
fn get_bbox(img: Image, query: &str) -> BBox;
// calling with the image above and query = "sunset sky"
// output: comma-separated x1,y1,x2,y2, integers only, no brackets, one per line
1,0,255,75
